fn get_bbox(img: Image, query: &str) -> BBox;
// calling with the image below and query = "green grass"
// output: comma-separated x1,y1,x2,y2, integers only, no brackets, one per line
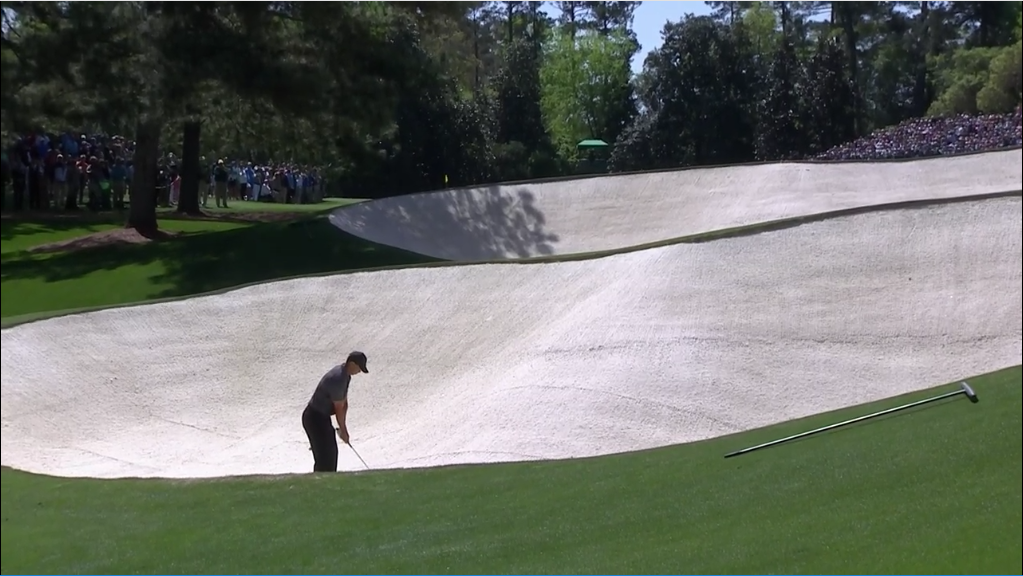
1,368,1019,574
0,220,121,254
0,214,433,319
1,203,1021,574
0,197,356,252
156,197,363,215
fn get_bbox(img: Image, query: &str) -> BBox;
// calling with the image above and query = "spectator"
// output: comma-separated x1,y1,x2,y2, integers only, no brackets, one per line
3,129,332,211
109,158,127,210
213,159,230,208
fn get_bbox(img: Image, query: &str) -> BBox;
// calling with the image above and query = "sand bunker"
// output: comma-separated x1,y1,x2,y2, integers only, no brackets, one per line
328,149,1023,260
2,196,1020,479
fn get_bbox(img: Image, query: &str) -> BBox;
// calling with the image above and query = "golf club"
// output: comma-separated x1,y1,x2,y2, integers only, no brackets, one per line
724,381,979,459
348,444,370,469
337,427,370,469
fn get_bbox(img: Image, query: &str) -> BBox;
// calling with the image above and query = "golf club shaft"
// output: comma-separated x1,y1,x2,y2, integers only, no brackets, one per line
335,427,370,469
350,445,369,469
724,388,967,458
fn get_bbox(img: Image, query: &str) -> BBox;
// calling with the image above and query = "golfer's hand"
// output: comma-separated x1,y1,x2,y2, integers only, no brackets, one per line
336,427,350,445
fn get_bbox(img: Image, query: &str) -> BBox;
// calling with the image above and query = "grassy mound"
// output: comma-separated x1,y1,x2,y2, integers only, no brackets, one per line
2,368,1019,574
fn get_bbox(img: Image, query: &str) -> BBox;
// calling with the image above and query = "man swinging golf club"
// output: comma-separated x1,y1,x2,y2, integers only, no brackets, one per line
302,351,368,472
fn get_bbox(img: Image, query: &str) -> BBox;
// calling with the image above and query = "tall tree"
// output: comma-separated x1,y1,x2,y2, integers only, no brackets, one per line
829,1,872,136
755,38,808,160
742,1,780,56
611,16,759,171
555,1,588,39
706,1,755,25
466,2,502,95
501,1,525,42
489,36,555,179
392,46,496,194
950,1,1022,47
804,36,856,153
583,1,641,36
540,28,637,159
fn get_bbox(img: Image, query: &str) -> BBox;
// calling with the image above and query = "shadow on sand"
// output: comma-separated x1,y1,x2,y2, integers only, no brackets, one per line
331,185,560,261
3,186,560,317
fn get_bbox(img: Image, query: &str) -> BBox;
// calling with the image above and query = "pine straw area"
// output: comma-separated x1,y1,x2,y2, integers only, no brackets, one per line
25,227,183,253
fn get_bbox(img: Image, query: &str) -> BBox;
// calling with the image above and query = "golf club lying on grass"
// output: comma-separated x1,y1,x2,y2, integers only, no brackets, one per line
724,381,979,459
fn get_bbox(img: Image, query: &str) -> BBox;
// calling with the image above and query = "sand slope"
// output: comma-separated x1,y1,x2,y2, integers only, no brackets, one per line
328,148,1023,260
2,196,1019,479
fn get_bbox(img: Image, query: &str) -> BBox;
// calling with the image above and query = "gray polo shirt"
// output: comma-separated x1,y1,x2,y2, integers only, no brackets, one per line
307,365,351,415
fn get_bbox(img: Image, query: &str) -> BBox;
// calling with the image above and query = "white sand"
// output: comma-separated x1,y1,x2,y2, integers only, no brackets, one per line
2,195,1020,479
329,148,1023,260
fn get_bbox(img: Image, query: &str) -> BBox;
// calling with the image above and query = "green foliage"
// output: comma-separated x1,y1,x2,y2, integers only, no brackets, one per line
950,1,1022,48
539,27,635,160
856,3,932,127
1018,3,1023,42
977,41,1023,113
706,1,757,25
741,0,779,54
927,44,1022,115
610,16,759,171
4,0,1022,208
607,108,657,172
392,71,497,194
488,37,556,179
755,39,807,161
803,36,856,154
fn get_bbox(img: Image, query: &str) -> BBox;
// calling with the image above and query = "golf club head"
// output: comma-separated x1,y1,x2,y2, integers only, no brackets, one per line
960,381,979,403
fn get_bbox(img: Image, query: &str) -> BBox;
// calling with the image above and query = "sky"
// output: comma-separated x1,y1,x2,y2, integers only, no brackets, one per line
538,1,715,72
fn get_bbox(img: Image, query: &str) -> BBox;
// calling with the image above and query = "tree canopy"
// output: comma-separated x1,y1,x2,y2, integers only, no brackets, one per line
3,1,1021,229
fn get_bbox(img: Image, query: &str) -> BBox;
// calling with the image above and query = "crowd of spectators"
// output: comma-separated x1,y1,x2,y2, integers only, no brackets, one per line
0,130,326,212
0,132,134,212
199,159,324,208
3,110,1021,211
814,107,1023,161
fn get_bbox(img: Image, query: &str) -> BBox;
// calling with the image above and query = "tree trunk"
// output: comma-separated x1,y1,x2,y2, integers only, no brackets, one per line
126,118,161,234
176,119,203,215
912,1,931,116
506,1,515,42
836,2,861,137
568,2,577,39
977,2,991,46
777,1,790,37
473,14,480,93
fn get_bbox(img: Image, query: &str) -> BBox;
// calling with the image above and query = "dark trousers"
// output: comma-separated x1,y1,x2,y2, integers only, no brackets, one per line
302,405,338,472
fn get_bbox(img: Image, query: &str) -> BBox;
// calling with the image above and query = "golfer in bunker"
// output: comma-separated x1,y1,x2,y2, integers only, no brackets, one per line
302,351,368,472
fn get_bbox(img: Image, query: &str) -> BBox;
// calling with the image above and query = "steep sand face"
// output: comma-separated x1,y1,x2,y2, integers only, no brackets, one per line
3,196,1019,479
328,148,1022,260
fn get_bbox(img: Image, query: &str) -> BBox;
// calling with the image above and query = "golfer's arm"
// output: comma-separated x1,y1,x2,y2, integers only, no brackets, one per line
333,399,348,430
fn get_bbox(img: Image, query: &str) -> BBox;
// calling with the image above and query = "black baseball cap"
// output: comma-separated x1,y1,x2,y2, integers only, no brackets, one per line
347,351,369,373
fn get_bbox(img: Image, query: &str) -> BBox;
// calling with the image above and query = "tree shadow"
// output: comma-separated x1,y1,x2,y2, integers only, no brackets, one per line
1,217,436,303
2,232,188,285
0,218,116,244
330,185,560,261
2,185,558,313
148,218,438,298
